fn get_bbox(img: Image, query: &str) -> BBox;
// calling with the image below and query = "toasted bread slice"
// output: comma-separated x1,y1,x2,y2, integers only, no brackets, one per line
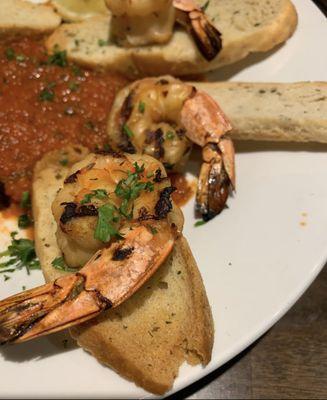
45,0,297,77
32,146,214,395
0,0,61,36
196,81,327,143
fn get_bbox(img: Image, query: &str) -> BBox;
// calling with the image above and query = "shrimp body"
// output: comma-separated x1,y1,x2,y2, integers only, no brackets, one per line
108,78,193,172
105,0,222,60
0,152,179,344
107,76,235,221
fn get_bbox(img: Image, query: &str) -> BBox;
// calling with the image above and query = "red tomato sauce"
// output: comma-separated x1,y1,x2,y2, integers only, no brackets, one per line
0,36,128,203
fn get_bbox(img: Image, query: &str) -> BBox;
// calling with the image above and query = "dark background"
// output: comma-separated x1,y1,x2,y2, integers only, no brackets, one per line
169,1,327,398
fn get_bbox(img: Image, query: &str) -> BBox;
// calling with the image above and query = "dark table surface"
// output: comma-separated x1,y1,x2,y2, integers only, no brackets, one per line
169,266,326,399
169,2,327,398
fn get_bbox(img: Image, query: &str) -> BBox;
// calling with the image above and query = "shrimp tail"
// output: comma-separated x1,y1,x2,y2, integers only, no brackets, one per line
181,89,235,220
0,275,105,345
197,139,235,220
0,223,175,344
173,0,222,61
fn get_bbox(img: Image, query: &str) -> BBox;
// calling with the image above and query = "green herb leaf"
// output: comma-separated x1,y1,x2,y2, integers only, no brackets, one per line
133,162,144,174
71,64,82,77
51,256,76,272
84,120,95,130
149,225,158,235
59,158,69,166
47,47,68,67
123,124,134,138
94,204,122,243
40,88,55,102
80,189,108,205
68,81,79,92
201,0,210,12
138,101,145,113
98,39,109,46
20,191,31,209
5,48,15,60
166,131,175,140
18,214,32,229
194,220,207,227
0,232,40,276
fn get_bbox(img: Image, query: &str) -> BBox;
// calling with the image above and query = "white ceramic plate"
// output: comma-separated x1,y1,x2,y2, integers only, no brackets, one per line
0,0,326,398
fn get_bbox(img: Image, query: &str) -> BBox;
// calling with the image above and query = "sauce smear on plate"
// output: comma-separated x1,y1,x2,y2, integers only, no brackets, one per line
0,37,128,202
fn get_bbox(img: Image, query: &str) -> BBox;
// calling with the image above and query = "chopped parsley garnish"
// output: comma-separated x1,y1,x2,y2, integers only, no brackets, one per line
148,225,158,235
201,0,210,12
81,189,108,204
103,143,111,152
94,203,122,243
85,120,95,130
4,275,10,281
18,214,32,229
68,81,79,92
166,131,175,140
40,88,55,102
20,191,31,209
194,220,207,227
138,101,145,113
51,256,76,272
98,39,109,46
59,158,69,166
123,124,134,138
71,64,82,77
0,232,40,276
5,48,15,60
47,46,68,67
115,163,154,218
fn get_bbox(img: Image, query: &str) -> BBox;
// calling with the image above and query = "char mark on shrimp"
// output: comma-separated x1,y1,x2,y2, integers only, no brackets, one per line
112,246,135,261
155,186,176,219
60,202,98,224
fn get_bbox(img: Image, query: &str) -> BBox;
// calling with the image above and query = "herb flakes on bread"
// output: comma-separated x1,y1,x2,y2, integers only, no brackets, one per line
196,81,327,143
45,0,298,78
32,146,214,395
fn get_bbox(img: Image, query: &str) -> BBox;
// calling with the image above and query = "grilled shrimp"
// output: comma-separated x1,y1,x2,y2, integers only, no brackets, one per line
107,76,235,221
0,152,179,344
105,0,222,61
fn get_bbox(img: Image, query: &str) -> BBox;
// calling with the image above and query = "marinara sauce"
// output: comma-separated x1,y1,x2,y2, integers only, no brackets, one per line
0,36,128,203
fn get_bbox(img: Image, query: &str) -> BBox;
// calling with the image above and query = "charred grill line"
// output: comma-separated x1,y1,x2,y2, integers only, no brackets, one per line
153,169,163,182
119,91,136,154
60,202,98,224
112,246,134,261
155,186,176,219
156,79,169,85
64,170,80,184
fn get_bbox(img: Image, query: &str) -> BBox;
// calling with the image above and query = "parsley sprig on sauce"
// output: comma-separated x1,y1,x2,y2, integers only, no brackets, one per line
0,232,40,276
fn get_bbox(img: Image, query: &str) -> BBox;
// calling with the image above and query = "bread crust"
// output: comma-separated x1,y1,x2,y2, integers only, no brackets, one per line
0,0,61,37
45,0,298,77
32,146,214,395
